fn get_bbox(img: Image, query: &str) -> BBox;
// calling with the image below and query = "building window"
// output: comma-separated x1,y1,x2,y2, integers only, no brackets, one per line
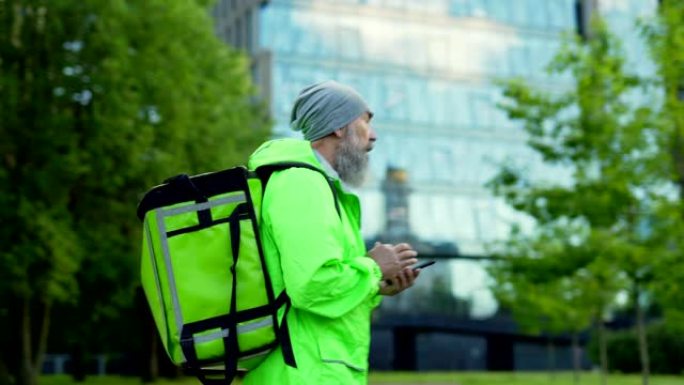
470,0,487,18
233,17,240,48
574,0,596,40
428,38,448,71
575,0,586,39
382,79,408,122
432,146,454,183
246,8,253,53
224,26,232,44
527,0,549,28
338,27,361,60
449,0,471,17
546,0,567,29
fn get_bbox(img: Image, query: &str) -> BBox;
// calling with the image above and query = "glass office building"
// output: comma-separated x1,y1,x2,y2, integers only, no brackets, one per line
213,0,658,370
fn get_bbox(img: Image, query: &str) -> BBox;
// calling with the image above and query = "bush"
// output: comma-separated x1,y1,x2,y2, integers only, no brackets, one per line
588,322,684,374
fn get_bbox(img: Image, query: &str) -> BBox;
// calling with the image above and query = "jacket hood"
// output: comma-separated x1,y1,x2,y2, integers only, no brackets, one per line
248,138,323,171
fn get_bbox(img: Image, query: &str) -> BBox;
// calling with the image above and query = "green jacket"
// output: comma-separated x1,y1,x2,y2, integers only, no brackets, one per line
243,139,383,385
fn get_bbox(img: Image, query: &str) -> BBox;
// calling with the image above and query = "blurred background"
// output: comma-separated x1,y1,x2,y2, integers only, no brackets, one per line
1,0,683,384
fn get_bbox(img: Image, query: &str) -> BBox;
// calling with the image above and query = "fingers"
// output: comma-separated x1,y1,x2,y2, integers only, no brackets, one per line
393,243,415,254
400,258,418,269
371,243,416,258
403,268,415,287
389,276,401,291
401,267,418,287
398,251,418,263
393,243,418,261
381,267,421,296
369,242,417,280
377,242,414,250
393,243,412,252
394,271,407,289
394,268,417,289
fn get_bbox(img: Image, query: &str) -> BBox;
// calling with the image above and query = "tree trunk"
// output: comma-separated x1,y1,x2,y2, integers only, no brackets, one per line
71,344,86,382
635,293,650,385
19,298,38,385
0,359,12,385
17,298,53,385
147,322,159,383
572,332,581,385
598,320,608,385
34,302,51,378
547,336,556,381
139,286,158,383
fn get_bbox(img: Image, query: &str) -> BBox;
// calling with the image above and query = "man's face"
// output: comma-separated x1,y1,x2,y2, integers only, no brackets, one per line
335,112,376,187
348,112,376,152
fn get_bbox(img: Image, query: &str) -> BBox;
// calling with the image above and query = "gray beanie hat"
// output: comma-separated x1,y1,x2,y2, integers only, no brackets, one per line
290,80,373,142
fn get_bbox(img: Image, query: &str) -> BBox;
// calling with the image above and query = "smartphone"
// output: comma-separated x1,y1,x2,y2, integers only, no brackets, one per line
384,260,435,285
412,260,436,271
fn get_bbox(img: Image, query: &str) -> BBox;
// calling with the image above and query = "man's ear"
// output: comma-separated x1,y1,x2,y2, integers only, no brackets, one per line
333,127,346,138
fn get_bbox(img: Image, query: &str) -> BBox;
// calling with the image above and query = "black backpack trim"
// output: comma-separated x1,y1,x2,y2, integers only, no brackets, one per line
136,162,341,385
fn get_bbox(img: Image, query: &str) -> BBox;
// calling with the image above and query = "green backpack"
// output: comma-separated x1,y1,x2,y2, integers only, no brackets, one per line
136,163,338,385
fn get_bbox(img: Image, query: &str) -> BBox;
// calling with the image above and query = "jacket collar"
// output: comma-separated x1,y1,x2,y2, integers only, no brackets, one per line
313,150,353,193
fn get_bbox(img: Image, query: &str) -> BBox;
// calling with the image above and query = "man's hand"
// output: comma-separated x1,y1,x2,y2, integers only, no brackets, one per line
378,267,420,296
367,242,417,279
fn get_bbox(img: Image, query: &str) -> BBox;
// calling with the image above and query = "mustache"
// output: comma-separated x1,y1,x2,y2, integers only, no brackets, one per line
366,139,376,152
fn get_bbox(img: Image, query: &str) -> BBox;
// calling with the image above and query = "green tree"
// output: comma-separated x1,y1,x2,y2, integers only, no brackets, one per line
641,0,684,337
489,222,623,385
489,17,665,385
0,1,269,384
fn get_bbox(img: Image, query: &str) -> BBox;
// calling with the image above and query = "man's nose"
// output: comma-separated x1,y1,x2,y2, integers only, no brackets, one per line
369,128,377,142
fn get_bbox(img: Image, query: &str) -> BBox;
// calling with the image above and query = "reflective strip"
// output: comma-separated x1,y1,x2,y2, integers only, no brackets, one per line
193,328,230,344
145,222,166,323
201,363,226,370
200,348,272,371
156,209,185,361
161,193,246,217
238,350,272,369
322,359,364,372
189,318,273,346
194,337,272,371
237,317,273,334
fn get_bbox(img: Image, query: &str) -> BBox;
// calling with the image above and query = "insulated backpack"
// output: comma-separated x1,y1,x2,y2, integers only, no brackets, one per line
136,163,338,385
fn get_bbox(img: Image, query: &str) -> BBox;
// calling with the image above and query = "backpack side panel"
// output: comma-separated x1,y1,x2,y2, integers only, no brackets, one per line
141,214,174,361
139,167,284,373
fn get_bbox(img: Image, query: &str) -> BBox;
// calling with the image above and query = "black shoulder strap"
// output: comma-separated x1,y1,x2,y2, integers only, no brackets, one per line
254,162,341,218
253,162,341,371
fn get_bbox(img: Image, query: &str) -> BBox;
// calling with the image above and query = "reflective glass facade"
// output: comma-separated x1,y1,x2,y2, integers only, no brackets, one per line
255,0,575,320
258,0,579,257
214,0,657,322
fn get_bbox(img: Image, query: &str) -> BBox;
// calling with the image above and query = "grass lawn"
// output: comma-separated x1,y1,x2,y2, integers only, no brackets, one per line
369,371,684,384
41,372,684,385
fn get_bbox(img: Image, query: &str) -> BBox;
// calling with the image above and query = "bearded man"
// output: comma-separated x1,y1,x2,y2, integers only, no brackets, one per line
243,80,421,385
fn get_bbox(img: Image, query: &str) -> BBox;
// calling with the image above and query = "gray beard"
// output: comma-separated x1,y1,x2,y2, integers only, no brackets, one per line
335,133,369,187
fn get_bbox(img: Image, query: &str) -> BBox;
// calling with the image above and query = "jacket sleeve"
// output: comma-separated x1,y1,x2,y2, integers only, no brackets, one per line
263,168,382,318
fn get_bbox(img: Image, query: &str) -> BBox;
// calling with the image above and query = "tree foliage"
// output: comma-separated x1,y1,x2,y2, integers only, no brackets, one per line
0,0,269,383
640,0,684,333
487,15,675,383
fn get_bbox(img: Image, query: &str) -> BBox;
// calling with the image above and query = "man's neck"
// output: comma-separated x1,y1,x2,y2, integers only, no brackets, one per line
310,137,337,169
